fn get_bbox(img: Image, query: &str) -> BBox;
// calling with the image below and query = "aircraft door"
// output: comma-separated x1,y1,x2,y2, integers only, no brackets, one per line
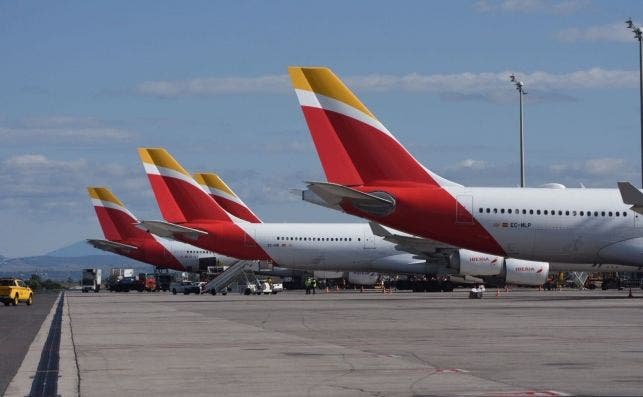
363,230,376,249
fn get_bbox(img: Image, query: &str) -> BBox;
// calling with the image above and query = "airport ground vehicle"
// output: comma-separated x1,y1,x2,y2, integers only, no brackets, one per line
81,268,102,293
110,277,137,292
0,278,33,306
170,281,201,295
134,273,157,292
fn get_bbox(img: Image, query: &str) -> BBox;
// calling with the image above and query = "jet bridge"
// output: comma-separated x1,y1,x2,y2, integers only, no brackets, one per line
203,261,262,295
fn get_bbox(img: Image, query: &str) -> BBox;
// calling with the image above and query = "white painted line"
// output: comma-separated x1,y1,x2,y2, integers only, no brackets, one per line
4,293,61,397
58,293,79,396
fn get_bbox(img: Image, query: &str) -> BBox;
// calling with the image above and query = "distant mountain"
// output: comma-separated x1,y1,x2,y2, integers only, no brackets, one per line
0,250,155,282
45,240,111,257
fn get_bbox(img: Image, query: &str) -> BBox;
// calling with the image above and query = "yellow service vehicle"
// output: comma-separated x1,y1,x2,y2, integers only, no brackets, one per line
0,278,33,306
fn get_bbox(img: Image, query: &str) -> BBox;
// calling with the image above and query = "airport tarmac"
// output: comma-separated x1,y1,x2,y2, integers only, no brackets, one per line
5,288,643,396
0,292,58,395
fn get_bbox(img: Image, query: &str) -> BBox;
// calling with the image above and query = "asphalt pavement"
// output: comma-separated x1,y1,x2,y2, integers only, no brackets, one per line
0,291,59,395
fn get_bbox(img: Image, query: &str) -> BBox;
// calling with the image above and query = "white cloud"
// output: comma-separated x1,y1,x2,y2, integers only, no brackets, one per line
473,0,589,15
444,159,489,171
556,22,633,43
549,157,628,176
136,75,289,98
134,68,637,104
0,115,132,144
0,154,146,220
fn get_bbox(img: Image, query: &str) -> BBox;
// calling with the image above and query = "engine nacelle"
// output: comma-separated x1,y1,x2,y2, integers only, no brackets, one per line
348,272,380,286
449,249,504,276
505,258,549,286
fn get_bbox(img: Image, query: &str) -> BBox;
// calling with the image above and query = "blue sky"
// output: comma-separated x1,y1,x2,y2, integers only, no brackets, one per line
1,0,643,256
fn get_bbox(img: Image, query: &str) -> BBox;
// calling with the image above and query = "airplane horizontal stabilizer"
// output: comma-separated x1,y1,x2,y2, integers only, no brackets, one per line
617,182,643,214
368,222,456,257
305,181,395,216
86,239,138,254
137,220,207,241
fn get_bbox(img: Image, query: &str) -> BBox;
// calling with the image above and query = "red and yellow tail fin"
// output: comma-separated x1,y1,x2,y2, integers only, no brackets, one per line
193,173,262,223
289,66,449,187
87,187,147,241
138,148,232,223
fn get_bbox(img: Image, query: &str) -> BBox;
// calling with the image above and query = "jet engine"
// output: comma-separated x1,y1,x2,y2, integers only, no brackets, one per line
448,249,504,276
449,250,549,286
504,258,549,286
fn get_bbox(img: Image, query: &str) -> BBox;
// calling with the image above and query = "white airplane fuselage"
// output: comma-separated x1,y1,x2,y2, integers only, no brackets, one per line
444,186,642,265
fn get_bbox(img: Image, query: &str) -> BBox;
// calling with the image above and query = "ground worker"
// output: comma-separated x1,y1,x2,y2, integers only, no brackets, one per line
305,278,311,295
312,278,317,295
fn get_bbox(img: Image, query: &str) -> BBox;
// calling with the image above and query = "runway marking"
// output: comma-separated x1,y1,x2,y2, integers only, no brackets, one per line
29,294,64,397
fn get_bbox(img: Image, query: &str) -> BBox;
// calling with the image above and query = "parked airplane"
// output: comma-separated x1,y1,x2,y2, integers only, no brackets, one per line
87,187,235,272
138,150,641,285
289,66,643,267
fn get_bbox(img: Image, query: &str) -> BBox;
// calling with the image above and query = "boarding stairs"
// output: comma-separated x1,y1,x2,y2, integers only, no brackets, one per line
568,271,589,289
203,261,261,294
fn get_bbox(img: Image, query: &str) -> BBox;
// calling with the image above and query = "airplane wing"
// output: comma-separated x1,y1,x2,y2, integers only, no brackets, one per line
304,181,395,216
137,220,208,241
617,182,643,214
368,222,457,260
86,239,138,254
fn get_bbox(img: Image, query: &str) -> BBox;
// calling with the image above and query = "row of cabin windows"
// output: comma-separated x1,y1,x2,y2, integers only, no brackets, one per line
187,250,212,254
478,208,628,217
276,236,360,242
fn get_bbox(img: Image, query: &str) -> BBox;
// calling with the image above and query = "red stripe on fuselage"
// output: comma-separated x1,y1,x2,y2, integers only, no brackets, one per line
169,221,271,260
343,185,506,256
211,195,262,223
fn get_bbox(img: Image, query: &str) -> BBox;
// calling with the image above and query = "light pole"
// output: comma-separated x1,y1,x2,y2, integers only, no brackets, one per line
510,74,527,188
626,18,643,188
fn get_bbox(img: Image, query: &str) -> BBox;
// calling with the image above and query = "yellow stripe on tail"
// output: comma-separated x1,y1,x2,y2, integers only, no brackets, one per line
87,187,125,207
288,66,374,118
138,148,191,177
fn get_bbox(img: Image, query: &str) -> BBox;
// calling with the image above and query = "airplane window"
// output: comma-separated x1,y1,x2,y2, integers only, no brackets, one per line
565,211,569,215
601,211,605,217
349,238,352,241
493,208,497,213
594,211,598,217
536,210,541,215
358,238,361,241
479,208,483,213
522,209,526,214
508,209,512,214
609,211,613,216
580,211,584,216
558,211,563,215
486,208,490,213
616,212,620,217
623,212,627,217
544,210,548,215
501,209,505,214
529,210,533,214
551,210,555,216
